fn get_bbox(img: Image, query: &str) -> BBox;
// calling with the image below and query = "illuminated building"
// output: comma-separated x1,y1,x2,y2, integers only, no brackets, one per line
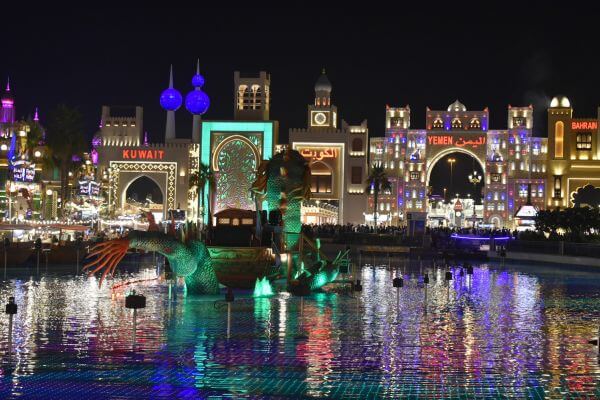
96,68,277,224
0,79,47,221
96,66,205,222
547,95,600,208
287,70,368,224
371,101,547,228
200,71,277,223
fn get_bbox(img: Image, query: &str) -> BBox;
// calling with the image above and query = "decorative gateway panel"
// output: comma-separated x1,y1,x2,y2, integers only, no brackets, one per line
109,161,177,213
212,135,261,213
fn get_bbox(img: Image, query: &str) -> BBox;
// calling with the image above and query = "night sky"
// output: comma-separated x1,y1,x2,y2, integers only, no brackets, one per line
2,5,599,198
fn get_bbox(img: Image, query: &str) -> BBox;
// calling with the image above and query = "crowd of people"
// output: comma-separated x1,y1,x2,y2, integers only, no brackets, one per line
302,223,519,240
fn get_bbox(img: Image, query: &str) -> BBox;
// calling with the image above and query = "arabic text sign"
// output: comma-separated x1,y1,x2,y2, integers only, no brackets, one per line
427,135,486,148
299,147,339,161
571,120,598,131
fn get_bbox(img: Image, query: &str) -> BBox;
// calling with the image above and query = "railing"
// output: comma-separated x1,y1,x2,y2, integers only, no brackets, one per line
507,240,600,258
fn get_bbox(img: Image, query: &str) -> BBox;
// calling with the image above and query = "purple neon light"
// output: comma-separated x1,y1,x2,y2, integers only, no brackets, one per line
451,234,510,241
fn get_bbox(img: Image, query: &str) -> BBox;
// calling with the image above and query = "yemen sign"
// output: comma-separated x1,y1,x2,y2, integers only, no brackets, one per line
122,149,165,160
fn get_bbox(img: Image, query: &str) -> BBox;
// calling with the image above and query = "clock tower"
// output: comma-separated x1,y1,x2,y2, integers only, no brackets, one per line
307,69,337,130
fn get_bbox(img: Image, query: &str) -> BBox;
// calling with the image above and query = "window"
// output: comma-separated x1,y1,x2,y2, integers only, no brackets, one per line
519,186,527,198
311,175,332,193
351,167,362,184
513,117,526,127
451,118,462,129
469,118,481,129
310,162,332,193
491,173,501,183
498,203,505,211
410,171,420,180
433,118,443,129
352,138,363,152
390,117,402,127
487,203,495,211
576,133,592,150
553,175,562,198
555,121,564,158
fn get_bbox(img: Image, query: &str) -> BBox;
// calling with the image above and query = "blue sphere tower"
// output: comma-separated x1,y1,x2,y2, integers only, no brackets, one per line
160,65,181,141
187,60,210,143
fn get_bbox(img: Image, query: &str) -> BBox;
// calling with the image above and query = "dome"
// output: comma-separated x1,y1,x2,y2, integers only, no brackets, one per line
550,95,570,108
160,87,182,111
185,89,210,115
447,99,467,112
192,73,205,88
315,70,332,93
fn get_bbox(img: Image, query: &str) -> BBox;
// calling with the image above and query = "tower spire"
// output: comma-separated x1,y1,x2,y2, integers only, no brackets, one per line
5,76,10,92
196,59,200,74
34,107,39,121
169,65,174,88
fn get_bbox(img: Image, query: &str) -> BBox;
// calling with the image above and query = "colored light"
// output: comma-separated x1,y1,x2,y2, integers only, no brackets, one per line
253,277,274,297
451,234,510,241
191,73,205,88
159,87,182,111
185,90,210,115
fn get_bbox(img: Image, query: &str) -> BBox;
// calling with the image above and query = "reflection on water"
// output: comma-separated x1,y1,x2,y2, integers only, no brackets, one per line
0,262,599,398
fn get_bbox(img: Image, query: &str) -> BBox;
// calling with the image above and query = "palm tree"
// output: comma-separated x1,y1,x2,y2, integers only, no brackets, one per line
45,105,86,218
366,163,391,231
189,163,216,228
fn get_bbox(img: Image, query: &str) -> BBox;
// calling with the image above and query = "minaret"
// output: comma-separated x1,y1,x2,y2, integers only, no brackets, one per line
1,77,15,124
185,59,210,143
159,65,182,142
191,60,202,143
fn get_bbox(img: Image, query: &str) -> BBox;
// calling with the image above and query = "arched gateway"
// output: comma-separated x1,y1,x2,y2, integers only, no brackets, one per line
370,100,547,229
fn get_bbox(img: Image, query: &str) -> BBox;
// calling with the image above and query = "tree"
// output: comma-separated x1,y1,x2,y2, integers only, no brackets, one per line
366,163,391,231
189,163,216,229
45,105,86,218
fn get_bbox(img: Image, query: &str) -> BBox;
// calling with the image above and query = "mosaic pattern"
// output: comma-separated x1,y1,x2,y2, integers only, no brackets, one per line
1,262,600,398
214,138,257,213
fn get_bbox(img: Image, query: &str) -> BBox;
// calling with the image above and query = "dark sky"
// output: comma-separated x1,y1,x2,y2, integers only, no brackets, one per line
3,5,600,140
2,4,600,199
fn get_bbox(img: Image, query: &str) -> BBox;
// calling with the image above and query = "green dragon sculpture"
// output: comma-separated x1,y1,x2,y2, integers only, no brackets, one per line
85,148,342,295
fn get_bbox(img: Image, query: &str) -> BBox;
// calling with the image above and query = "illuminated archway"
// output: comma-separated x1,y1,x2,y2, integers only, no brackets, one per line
122,175,165,216
426,147,485,185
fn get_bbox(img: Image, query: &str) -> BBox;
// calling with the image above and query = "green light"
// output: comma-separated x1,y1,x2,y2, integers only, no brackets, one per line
200,121,275,223
253,276,274,297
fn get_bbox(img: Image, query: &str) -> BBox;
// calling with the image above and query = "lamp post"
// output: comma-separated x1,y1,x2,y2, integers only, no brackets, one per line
468,171,482,227
447,158,456,192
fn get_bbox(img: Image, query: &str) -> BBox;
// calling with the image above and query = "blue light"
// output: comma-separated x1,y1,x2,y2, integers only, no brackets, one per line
501,193,506,201
191,73,205,88
185,90,210,115
160,88,182,111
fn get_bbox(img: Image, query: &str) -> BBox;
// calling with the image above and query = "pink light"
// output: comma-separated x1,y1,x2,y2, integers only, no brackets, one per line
1,99,13,107
33,107,39,121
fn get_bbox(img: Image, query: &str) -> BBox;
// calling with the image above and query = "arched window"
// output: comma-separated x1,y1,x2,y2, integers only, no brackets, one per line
451,118,462,129
432,118,443,129
237,85,248,110
469,118,480,129
352,138,363,152
555,121,564,158
310,162,333,193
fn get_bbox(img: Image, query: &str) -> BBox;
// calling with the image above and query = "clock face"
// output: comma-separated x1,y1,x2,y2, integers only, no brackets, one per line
314,112,327,125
